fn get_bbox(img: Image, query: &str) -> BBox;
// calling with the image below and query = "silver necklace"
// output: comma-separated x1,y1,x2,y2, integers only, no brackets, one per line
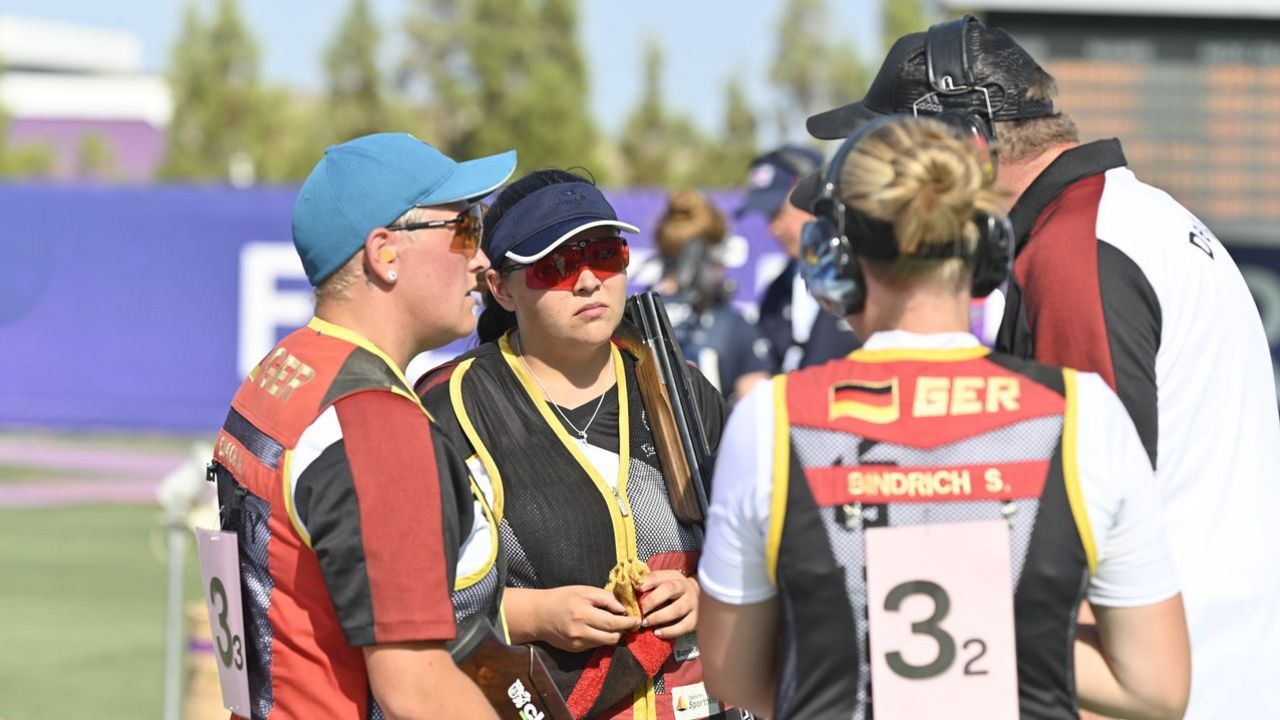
515,335,610,444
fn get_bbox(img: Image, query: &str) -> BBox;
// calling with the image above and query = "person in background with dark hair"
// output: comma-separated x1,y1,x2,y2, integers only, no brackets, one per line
738,145,859,372
417,169,736,720
651,188,771,400
698,115,1188,720
802,15,1280,718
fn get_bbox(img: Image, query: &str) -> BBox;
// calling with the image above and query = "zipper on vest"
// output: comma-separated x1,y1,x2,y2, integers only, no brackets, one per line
612,485,631,517
500,334,638,565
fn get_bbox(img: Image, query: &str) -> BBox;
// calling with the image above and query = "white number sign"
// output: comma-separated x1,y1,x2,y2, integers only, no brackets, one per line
864,520,1018,720
195,528,251,715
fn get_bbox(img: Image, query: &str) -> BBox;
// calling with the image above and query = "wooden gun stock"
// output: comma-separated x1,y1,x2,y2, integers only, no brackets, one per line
618,292,711,525
623,327,704,524
451,616,572,720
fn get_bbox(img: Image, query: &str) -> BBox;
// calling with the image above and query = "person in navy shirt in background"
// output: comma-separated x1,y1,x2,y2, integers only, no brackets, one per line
651,188,771,401
737,146,860,372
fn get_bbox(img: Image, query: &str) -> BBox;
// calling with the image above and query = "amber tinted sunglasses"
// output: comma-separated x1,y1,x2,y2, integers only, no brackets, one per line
386,202,485,256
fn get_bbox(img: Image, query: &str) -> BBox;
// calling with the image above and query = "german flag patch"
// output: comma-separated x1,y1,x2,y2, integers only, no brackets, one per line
830,378,900,424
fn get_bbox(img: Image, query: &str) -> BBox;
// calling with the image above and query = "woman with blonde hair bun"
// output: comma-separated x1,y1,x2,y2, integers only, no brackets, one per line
697,115,1190,720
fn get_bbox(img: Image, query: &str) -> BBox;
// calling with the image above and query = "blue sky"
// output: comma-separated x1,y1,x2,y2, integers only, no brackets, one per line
1,0,881,143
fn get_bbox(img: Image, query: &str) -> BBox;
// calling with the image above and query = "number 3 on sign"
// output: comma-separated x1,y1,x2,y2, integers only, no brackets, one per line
209,577,245,671
864,520,1018,720
195,528,252,715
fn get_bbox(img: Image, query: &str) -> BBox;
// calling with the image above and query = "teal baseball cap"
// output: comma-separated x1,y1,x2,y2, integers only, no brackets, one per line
292,132,517,285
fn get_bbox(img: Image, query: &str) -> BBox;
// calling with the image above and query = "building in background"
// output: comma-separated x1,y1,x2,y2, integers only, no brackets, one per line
0,15,171,182
950,0,1280,248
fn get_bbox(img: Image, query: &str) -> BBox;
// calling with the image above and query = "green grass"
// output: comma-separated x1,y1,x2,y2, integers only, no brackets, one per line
0,504,204,720
0,463,87,482
0,429,204,455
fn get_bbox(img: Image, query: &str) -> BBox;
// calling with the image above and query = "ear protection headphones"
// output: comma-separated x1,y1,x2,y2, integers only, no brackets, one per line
918,15,999,182
798,114,1014,318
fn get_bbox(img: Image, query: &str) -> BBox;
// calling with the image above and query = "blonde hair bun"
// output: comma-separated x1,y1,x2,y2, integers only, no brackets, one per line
838,117,1003,257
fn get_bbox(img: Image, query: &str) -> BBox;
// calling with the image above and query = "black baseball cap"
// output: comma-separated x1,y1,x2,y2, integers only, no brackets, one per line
806,16,1056,141
736,145,824,218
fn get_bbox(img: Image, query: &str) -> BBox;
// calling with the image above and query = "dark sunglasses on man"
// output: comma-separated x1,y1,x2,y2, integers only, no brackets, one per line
500,237,630,291
386,202,486,256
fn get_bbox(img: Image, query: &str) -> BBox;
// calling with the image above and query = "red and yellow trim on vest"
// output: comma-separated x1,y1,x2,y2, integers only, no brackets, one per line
305,317,421,405
453,469,501,591
766,376,790,585
1061,368,1098,574
847,345,991,364
451,360,507,523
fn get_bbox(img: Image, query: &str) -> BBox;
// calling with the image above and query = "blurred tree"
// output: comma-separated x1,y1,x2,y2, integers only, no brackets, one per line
511,0,598,172
400,0,598,174
457,0,535,157
160,0,273,183
687,78,758,187
401,0,479,152
619,40,703,187
324,0,390,143
254,88,325,183
717,78,759,181
882,0,933,51
770,0,829,137
255,0,422,184
0,112,55,178
826,43,869,120
769,0,870,139
0,56,56,178
75,133,117,180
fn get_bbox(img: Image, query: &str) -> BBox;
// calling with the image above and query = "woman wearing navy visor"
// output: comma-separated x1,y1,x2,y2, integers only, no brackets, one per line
417,169,732,720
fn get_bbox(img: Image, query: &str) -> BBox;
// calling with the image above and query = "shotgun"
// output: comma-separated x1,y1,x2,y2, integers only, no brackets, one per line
450,615,572,720
616,291,711,525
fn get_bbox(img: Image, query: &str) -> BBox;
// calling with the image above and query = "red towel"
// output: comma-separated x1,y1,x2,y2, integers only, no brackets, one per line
564,587,674,719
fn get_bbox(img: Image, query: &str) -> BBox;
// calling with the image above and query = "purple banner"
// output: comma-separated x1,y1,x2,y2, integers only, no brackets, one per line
5,183,1274,433
0,184,790,432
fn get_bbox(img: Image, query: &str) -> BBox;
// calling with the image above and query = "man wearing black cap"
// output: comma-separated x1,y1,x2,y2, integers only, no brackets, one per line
801,15,1280,719
739,146,859,372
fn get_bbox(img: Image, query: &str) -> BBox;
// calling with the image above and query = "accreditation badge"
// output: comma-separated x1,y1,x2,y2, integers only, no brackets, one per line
195,528,251,715
671,681,722,720
672,631,701,663
864,520,1018,720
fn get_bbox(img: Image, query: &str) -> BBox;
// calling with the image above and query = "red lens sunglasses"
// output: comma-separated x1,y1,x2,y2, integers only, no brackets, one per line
501,237,630,290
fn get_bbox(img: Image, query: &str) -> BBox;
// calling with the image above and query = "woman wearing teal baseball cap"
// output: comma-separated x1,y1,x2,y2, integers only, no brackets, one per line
417,169,740,720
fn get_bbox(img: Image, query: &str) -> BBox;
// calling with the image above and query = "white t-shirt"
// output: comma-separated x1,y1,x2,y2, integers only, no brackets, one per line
698,330,1180,609
790,272,821,345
